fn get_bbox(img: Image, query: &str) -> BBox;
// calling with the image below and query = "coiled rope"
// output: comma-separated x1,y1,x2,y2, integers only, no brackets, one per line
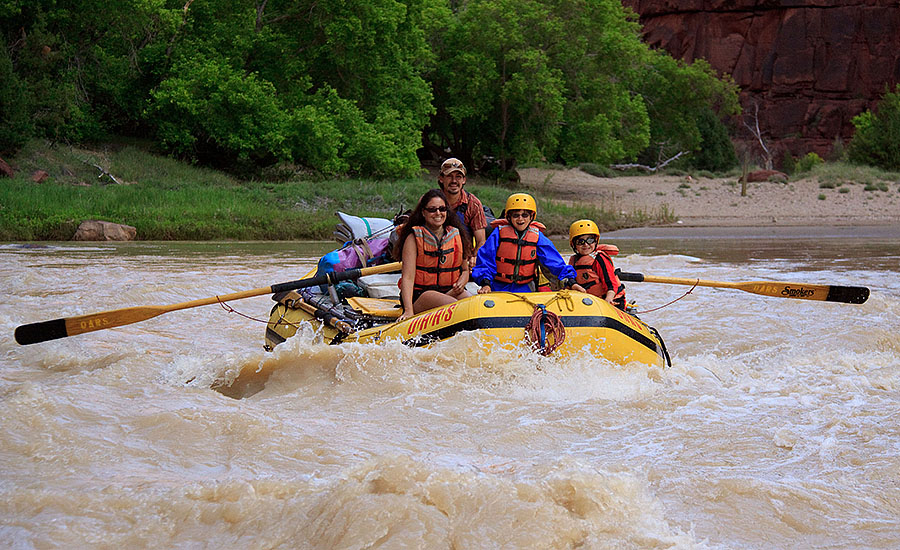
509,291,575,356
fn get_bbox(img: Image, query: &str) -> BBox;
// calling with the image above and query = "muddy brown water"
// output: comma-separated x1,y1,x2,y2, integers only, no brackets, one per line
2,237,898,548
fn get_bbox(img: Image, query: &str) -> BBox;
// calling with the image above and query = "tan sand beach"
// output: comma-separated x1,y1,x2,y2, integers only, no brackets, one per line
518,167,900,237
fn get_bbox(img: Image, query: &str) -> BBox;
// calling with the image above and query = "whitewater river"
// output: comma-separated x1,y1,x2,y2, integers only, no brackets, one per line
1,233,898,549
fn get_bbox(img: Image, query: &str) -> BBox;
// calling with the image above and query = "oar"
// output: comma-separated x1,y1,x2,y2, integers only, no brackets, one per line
617,271,869,304
14,262,402,345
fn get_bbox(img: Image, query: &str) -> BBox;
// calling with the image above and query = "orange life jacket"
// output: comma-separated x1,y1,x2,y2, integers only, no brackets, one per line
569,250,626,306
489,218,547,231
491,219,553,290
412,226,463,293
494,222,542,285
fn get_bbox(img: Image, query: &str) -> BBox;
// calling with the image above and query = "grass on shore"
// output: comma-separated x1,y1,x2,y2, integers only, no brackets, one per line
807,162,900,190
1,140,666,241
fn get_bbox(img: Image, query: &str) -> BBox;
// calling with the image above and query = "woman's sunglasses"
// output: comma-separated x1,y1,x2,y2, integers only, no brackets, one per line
424,206,448,213
573,236,597,246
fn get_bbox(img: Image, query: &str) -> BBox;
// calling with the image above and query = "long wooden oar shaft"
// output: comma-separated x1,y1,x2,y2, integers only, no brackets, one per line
15,262,402,345
617,272,869,304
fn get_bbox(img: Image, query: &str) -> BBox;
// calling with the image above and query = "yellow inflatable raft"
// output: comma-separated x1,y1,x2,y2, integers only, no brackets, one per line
264,272,669,367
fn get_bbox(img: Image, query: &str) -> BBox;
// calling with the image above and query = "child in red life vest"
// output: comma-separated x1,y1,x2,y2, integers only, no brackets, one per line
568,219,626,310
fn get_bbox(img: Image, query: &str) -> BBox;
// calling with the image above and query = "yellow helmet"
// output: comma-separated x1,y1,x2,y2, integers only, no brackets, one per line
569,219,600,246
505,193,537,217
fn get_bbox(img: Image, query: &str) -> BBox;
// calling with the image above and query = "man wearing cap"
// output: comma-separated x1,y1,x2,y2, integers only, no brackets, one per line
438,158,487,268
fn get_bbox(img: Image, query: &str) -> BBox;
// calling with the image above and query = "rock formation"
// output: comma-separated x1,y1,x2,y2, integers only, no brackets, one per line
72,220,137,241
622,0,900,160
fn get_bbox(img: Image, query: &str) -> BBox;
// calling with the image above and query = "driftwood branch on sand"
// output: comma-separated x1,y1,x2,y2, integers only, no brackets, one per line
610,151,687,172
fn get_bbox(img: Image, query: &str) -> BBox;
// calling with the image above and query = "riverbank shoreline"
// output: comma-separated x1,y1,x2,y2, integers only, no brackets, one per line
4,143,898,241
518,167,900,237
604,224,900,239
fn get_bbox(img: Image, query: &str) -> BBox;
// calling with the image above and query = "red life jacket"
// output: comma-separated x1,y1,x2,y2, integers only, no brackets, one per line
597,244,619,257
412,226,463,293
569,250,626,307
494,222,542,285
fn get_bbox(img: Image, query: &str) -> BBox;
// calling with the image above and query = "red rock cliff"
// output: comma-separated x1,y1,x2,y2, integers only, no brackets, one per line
623,0,900,160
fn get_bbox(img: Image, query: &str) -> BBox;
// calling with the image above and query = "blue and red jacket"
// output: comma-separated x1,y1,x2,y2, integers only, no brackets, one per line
472,221,577,293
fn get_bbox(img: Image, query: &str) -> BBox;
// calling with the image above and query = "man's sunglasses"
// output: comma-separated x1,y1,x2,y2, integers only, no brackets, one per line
573,236,597,246
424,206,448,213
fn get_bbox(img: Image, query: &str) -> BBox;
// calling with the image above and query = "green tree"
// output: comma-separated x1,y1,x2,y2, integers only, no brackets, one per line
3,0,437,176
1,0,181,144
686,106,738,172
634,52,740,169
426,0,739,171
148,55,290,163
550,0,652,166
0,42,32,153
149,0,437,176
427,0,565,170
3,0,741,177
848,84,900,171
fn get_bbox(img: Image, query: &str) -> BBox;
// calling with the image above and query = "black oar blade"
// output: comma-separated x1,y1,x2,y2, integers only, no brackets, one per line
13,262,403,347
826,285,869,304
270,273,329,294
617,271,644,282
15,318,68,345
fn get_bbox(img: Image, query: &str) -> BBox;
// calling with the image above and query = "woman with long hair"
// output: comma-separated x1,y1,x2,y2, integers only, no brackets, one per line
394,189,473,321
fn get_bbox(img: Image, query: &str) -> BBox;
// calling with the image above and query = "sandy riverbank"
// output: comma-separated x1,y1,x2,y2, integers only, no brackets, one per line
517,167,900,238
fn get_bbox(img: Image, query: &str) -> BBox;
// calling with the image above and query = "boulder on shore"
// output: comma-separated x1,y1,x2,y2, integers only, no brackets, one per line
72,220,137,241
742,170,788,183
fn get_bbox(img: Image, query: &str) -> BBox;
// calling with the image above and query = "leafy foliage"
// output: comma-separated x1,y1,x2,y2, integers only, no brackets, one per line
2,141,652,240
426,0,740,171
173,0,437,176
3,0,740,177
551,0,653,166
780,150,796,175
795,152,824,173
1,0,181,143
634,54,740,169
0,43,31,153
148,55,290,163
848,84,900,171
686,107,738,172
426,0,565,169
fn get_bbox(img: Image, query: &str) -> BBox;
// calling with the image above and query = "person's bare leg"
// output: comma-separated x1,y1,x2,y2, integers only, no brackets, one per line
413,290,457,313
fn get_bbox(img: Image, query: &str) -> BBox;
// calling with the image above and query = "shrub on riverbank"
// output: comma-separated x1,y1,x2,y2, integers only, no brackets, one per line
848,84,900,171
807,161,900,190
1,142,654,241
